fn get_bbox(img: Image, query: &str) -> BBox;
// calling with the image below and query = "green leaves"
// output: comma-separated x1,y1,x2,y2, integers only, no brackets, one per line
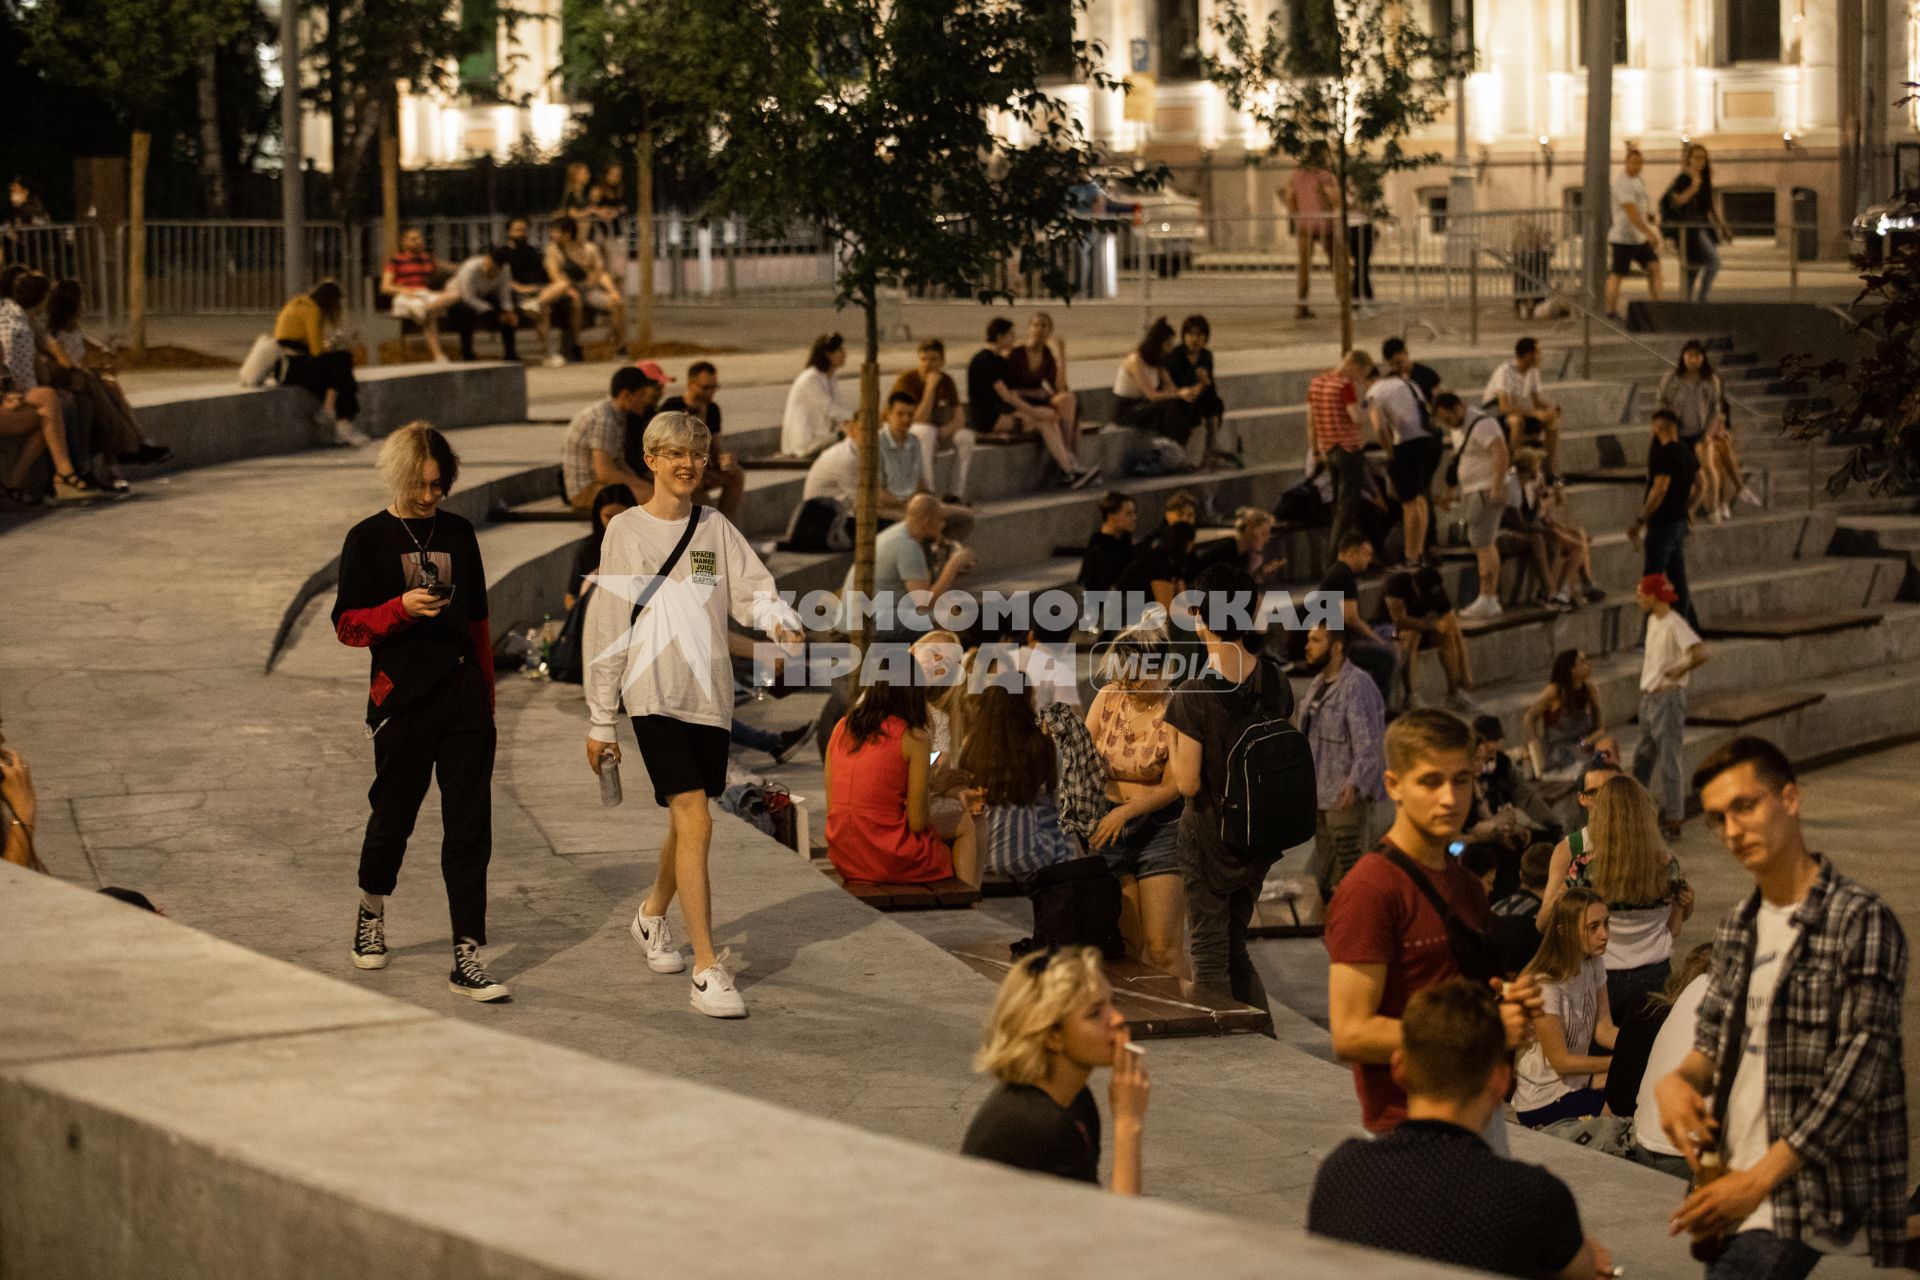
17,0,250,123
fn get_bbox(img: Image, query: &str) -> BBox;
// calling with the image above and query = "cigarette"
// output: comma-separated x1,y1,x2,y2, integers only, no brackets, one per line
1122,1042,1146,1057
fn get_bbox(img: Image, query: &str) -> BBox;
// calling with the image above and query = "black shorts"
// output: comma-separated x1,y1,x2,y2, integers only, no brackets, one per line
1484,405,1550,444
1609,241,1656,275
1388,436,1443,503
630,714,731,807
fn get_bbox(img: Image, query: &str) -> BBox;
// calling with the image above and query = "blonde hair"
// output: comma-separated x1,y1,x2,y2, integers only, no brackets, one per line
1512,447,1543,479
1651,942,1714,1011
1099,618,1173,694
1584,775,1673,906
911,629,966,715
376,421,457,503
1384,708,1475,775
1524,887,1605,985
973,947,1107,1084
1233,505,1273,536
641,409,711,460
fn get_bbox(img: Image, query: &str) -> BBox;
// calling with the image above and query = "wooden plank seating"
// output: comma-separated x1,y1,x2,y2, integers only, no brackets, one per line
978,872,1025,899
1700,610,1883,640
1561,465,1644,485
741,455,815,471
1685,689,1826,728
947,941,1273,1039
1458,603,1559,636
489,495,584,525
822,865,981,911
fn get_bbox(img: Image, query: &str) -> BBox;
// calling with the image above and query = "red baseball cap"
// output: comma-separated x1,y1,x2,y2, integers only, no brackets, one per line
1637,573,1679,603
632,359,675,386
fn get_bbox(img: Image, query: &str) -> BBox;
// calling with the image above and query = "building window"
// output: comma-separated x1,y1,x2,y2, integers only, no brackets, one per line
1157,0,1201,80
1725,0,1781,62
1722,188,1777,236
1577,0,1629,67
1420,187,1450,234
459,0,499,96
1038,0,1077,81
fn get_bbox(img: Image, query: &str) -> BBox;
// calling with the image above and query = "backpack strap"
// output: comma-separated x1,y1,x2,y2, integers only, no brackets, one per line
630,506,704,629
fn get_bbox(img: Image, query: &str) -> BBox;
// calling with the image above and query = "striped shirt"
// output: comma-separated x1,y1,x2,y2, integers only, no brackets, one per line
980,794,1079,881
385,251,438,292
1309,371,1361,453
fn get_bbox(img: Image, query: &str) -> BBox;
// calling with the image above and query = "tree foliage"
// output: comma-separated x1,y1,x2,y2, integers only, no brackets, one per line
16,0,250,126
557,0,725,168
1785,189,1920,496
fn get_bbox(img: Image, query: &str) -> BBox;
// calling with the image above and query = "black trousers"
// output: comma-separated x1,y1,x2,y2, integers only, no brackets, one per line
1114,394,1201,445
449,303,518,361
278,342,360,421
357,663,496,944
1347,223,1375,300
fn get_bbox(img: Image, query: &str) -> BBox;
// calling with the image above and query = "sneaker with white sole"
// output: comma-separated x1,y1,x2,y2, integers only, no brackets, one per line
690,955,747,1019
334,419,371,448
1458,595,1503,621
448,939,511,1001
630,909,687,973
351,904,388,970
543,352,568,369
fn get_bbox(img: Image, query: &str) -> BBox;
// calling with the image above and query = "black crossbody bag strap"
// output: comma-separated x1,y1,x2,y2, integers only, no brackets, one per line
1382,846,1497,985
630,506,704,629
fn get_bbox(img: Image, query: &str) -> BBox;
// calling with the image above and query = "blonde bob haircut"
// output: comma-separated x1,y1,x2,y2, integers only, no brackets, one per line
974,945,1107,1085
377,421,459,503
641,409,712,461
1099,616,1173,694
1233,505,1274,536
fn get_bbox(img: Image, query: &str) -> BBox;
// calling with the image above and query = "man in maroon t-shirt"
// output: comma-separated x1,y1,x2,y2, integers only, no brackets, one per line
1324,708,1542,1137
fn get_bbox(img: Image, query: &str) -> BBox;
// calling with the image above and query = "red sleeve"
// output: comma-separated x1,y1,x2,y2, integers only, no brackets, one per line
335,597,412,648
468,619,496,712
1323,855,1403,967
1340,382,1357,407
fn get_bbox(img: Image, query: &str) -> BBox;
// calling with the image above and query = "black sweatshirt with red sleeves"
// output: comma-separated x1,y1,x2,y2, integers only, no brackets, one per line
332,509,495,724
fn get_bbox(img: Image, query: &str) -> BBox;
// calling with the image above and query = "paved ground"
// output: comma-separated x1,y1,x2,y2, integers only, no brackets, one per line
5,331,1901,1276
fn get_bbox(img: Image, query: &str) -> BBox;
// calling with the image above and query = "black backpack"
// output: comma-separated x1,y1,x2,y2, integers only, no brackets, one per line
1218,653,1317,863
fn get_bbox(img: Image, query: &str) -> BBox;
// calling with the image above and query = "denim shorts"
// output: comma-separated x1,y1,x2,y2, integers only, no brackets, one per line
1101,810,1183,881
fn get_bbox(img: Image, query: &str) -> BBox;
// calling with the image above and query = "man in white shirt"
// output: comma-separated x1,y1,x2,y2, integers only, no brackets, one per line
1482,336,1561,479
1605,146,1664,319
1436,392,1508,620
1631,572,1707,836
446,246,521,362
781,333,852,458
1368,365,1437,564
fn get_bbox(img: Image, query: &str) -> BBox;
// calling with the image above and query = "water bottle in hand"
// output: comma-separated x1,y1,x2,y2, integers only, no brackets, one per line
598,747,623,807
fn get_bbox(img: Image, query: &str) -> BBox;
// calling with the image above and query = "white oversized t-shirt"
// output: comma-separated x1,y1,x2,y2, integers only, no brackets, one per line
1633,974,1711,1156
1640,610,1703,693
1482,360,1541,411
1453,411,1508,497
1512,955,1608,1113
1724,900,1800,1235
585,506,801,736
1610,174,1653,245
1367,376,1429,444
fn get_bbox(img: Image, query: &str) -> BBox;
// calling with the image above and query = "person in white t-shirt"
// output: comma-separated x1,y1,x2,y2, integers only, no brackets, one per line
781,333,853,458
1367,365,1439,564
1513,887,1618,1127
1631,573,1708,838
1435,392,1508,621
1629,945,1715,1178
1658,737,1909,1272
585,411,805,1019
1482,336,1562,479
1604,147,1664,320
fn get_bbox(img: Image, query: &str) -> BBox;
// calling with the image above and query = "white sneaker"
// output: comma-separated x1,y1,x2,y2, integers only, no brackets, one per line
630,909,687,974
431,351,452,365
543,352,568,369
1459,595,1503,620
690,953,747,1019
334,419,371,448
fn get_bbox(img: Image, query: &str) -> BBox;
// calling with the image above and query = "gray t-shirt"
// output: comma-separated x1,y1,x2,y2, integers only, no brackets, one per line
1609,174,1652,245
839,520,931,631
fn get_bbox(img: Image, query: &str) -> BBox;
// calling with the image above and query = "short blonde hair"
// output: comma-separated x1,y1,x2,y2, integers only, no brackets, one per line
1233,505,1273,536
1384,707,1475,775
376,421,458,503
641,410,711,460
1100,617,1172,693
973,946,1107,1085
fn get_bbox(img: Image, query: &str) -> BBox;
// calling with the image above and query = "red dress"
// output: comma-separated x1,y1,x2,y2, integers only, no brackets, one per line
826,715,953,884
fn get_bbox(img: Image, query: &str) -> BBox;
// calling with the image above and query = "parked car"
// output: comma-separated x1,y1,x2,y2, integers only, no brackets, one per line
1850,201,1920,269
1087,170,1205,276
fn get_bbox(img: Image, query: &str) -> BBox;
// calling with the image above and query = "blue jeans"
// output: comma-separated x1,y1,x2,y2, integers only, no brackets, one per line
1643,517,1700,631
1704,1230,1821,1280
1683,232,1722,302
730,718,783,757
1634,688,1688,823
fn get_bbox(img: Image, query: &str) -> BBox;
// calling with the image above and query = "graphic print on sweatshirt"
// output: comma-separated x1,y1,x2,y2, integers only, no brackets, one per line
687,548,719,586
402,551,454,590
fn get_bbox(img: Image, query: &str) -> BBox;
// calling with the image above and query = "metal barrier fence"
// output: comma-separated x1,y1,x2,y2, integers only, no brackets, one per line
0,222,116,323
131,221,357,316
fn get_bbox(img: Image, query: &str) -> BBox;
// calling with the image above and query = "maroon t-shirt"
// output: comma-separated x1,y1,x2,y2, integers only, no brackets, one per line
1323,838,1493,1132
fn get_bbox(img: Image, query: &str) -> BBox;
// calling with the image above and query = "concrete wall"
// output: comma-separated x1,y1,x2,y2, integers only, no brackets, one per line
0,865,1461,1280
125,363,530,475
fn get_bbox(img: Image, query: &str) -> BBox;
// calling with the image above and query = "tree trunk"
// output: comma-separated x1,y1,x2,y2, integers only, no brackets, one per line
196,51,229,217
851,292,881,653
634,124,655,357
1334,146,1353,354
379,104,400,261
128,130,150,356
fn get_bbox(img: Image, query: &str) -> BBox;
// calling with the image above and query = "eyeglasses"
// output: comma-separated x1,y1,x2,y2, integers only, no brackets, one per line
649,448,707,464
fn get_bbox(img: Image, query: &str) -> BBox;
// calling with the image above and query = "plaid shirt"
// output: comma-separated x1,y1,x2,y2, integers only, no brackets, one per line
1692,857,1908,1263
1037,701,1109,845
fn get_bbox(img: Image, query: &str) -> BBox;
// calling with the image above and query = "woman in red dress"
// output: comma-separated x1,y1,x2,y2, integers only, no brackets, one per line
826,677,979,886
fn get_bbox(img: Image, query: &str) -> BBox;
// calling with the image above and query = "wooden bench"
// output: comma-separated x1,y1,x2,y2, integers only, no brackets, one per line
823,866,981,910
947,942,1273,1039
1700,610,1883,640
1561,465,1644,486
1684,689,1826,728
741,454,815,472
1457,603,1559,635
1248,891,1325,940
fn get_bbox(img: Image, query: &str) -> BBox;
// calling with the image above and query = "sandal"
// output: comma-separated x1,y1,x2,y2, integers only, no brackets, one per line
53,472,106,502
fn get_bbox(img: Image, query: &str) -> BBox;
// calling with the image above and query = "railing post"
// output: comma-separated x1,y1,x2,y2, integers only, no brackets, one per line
1582,309,1592,380
1789,223,1799,303
1467,220,1480,346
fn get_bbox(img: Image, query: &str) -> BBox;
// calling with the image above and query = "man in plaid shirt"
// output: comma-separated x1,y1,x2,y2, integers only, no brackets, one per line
1655,736,1907,1276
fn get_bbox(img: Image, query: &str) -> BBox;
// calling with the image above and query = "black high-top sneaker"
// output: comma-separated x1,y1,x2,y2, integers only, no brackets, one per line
352,904,388,970
448,939,510,1002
